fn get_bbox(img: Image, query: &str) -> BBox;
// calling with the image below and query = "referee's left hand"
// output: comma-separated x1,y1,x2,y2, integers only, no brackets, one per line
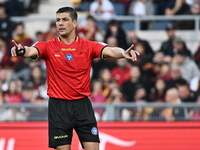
124,44,140,62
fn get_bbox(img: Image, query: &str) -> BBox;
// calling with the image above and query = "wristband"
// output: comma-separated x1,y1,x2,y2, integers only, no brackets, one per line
16,47,26,56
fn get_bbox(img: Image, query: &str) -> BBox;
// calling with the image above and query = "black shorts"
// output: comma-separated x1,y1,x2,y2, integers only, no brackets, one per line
48,97,99,149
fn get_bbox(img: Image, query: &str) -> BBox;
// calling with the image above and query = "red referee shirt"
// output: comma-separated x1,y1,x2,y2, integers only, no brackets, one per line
33,36,107,100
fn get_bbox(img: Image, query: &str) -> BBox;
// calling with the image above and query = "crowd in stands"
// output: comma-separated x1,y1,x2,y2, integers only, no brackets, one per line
0,0,200,121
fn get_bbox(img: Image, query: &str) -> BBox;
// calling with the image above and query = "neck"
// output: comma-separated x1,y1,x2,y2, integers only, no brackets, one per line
60,32,76,45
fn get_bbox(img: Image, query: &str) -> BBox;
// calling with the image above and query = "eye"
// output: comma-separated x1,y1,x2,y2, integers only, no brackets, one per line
56,18,60,22
63,18,68,21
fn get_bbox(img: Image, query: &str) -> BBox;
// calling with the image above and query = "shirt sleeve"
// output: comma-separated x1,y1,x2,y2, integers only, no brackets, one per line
33,41,47,59
90,41,107,59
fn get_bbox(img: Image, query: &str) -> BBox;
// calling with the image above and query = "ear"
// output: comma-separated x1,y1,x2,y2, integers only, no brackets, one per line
73,20,78,28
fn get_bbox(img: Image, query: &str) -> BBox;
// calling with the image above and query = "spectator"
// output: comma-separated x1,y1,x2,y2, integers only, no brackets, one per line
176,78,197,102
106,36,117,47
28,65,47,99
9,22,33,79
157,62,171,82
122,85,152,121
161,87,184,121
111,58,131,87
174,2,200,29
90,0,115,20
167,64,184,88
104,20,128,49
133,42,154,90
89,80,106,120
128,0,155,30
22,82,36,103
133,84,151,102
43,21,57,41
102,86,124,121
160,24,176,56
160,25,190,57
10,22,33,46
172,50,200,83
165,0,190,16
127,31,154,57
4,80,22,103
150,78,167,102
98,68,112,99
163,37,191,57
0,36,11,68
122,65,145,102
77,15,104,41
129,0,154,16
153,0,174,15
108,87,124,103
152,51,165,75
34,31,45,42
0,4,13,41
172,37,191,57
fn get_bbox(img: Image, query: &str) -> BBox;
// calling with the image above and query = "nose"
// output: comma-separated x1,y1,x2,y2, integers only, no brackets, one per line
58,20,63,26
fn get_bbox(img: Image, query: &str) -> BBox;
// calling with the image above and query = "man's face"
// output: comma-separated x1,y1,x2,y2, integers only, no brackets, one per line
167,29,175,39
175,54,185,64
15,25,24,36
56,12,77,36
178,85,190,100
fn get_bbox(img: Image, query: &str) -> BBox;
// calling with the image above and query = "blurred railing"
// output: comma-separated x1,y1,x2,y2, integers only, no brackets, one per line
0,102,200,122
11,15,200,30
11,14,200,41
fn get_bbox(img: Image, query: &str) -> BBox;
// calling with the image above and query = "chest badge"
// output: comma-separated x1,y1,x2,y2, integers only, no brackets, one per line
66,54,73,61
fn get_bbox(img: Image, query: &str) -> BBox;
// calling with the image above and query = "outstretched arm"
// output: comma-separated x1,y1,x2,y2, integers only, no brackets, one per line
102,44,140,62
11,40,38,59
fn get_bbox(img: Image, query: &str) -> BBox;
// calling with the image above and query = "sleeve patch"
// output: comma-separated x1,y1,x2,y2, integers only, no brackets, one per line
98,41,107,46
32,41,39,47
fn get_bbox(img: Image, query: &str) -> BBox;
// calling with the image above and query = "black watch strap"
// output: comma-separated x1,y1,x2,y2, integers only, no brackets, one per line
16,47,26,56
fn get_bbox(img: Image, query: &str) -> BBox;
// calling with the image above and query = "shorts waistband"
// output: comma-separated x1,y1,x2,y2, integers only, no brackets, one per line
49,96,89,101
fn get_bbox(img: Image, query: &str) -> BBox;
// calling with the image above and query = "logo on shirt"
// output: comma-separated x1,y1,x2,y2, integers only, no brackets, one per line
66,54,73,61
55,54,60,57
61,48,76,51
91,127,98,135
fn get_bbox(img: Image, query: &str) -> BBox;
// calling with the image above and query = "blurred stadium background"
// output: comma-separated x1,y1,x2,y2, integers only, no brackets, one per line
0,0,200,149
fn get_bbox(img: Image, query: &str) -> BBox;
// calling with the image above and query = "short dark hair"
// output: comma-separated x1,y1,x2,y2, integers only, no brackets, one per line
87,15,96,22
56,7,77,21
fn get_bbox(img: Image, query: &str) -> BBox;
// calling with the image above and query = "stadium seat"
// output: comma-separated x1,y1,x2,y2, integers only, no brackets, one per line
121,21,135,31
152,21,173,30
113,3,125,15
80,3,90,12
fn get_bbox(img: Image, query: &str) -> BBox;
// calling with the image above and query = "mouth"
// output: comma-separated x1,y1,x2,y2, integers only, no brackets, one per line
58,28,65,32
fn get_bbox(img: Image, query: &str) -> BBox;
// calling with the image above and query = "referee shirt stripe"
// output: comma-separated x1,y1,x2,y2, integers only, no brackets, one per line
100,46,107,60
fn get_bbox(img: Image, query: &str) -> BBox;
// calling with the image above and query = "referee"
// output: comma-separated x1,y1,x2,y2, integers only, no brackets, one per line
11,7,139,150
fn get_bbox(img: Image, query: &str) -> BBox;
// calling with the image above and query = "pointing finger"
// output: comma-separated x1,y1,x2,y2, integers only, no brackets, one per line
126,44,134,53
12,40,18,47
